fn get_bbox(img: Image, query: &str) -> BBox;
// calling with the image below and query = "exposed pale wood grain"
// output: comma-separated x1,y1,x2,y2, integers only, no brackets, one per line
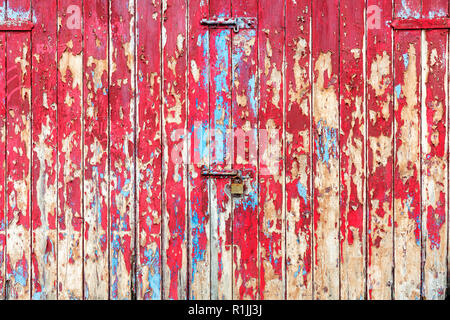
366,0,394,300
162,0,188,300
421,0,448,301
339,0,366,300
285,0,312,300
312,0,340,300
83,0,109,300
6,0,32,300
136,0,162,300
109,0,136,300
31,0,58,300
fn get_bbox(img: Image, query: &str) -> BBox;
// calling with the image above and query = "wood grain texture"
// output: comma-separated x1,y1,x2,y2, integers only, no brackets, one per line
209,0,232,301
6,0,32,300
188,0,210,301
83,0,109,300
136,0,162,301
339,0,366,300
258,0,285,300
285,0,312,300
311,0,340,300
31,0,58,300
393,0,422,300
421,0,448,301
232,0,259,300
109,0,136,300
366,0,394,300
162,0,188,300
57,0,83,300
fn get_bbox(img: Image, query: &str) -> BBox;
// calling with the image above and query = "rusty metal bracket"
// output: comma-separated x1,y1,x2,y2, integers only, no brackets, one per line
200,17,256,33
201,169,252,179
390,18,450,30
0,21,34,31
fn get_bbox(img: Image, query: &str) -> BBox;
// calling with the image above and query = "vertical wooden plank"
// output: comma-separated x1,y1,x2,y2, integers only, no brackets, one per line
83,0,109,300
57,0,83,300
31,0,58,300
258,0,285,300
136,0,162,301
339,0,366,300
421,0,448,300
109,0,136,300
0,1,5,300
188,0,210,300
136,0,162,300
285,0,312,300
311,0,340,300
162,0,188,300
393,0,422,300
5,0,31,300
209,0,232,300
366,0,394,300
232,0,259,300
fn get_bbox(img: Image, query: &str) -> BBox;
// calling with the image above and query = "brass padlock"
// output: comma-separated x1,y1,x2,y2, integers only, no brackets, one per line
231,178,244,196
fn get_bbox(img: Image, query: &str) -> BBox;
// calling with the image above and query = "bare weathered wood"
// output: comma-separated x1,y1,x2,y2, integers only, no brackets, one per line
31,0,58,300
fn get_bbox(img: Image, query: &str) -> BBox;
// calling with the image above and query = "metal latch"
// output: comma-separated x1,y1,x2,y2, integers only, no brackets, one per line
201,169,251,197
200,17,257,33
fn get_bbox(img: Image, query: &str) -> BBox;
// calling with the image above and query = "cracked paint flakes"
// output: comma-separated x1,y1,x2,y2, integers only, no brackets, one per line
6,25,31,300
162,0,188,300
393,25,421,300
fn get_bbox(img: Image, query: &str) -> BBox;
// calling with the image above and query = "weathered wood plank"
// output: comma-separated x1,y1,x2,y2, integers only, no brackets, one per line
393,0,422,300
0,1,5,300
285,0,312,300
136,0,162,301
258,0,285,300
31,0,58,300
311,0,340,300
339,0,366,300
421,0,448,301
83,0,109,300
57,0,83,300
231,0,259,300
209,0,232,301
5,0,32,300
109,0,136,300
188,0,210,300
366,0,394,300
162,0,188,300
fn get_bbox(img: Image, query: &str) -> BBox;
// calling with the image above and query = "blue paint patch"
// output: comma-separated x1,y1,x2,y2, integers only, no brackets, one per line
395,84,402,99
315,120,338,166
403,53,409,69
297,182,307,205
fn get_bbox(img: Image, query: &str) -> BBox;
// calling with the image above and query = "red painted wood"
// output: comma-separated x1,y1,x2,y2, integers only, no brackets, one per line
31,0,58,300
109,0,136,300
83,0,109,300
209,0,232,300
5,0,32,300
136,0,162,301
393,0,422,300
391,18,450,29
0,0,5,300
162,0,188,300
339,0,366,300
366,0,394,300
57,0,83,300
0,21,33,31
421,0,448,300
258,0,285,300
311,0,340,300
187,0,210,300
231,0,259,300
285,0,312,300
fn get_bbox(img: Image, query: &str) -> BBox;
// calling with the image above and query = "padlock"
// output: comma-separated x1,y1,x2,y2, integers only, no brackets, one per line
231,178,244,196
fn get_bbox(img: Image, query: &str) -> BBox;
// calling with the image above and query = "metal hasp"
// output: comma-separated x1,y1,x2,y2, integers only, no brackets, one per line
201,169,248,196
390,18,450,30
200,16,257,33
0,21,34,31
